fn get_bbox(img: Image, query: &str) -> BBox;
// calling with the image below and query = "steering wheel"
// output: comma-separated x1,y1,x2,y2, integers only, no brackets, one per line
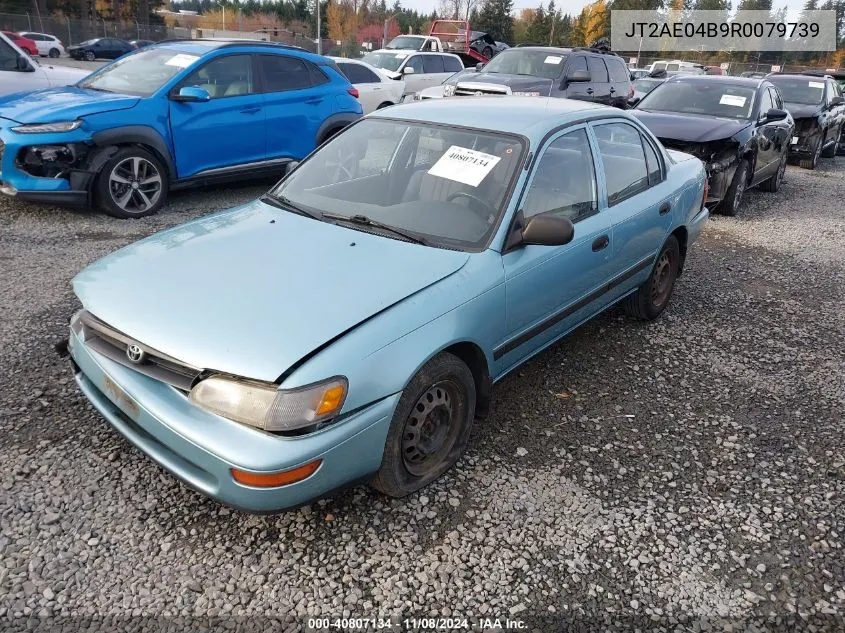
446,191,494,218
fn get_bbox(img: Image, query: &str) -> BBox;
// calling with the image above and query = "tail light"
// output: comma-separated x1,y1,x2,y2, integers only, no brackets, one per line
347,87,359,99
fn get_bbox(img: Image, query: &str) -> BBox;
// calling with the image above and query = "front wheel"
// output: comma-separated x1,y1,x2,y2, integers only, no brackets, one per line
48,48,60,58
719,159,748,217
84,50,95,61
623,235,680,321
95,147,168,219
800,132,823,169
370,353,476,498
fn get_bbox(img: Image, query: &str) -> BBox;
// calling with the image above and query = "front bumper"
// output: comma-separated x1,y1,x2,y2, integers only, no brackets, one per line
68,319,399,513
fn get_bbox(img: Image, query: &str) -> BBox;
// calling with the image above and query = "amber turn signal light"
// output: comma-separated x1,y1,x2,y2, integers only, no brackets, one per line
231,459,322,488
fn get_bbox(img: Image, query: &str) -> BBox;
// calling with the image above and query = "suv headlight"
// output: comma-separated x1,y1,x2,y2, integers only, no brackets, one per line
189,375,347,432
12,120,83,134
512,91,540,97
443,84,456,97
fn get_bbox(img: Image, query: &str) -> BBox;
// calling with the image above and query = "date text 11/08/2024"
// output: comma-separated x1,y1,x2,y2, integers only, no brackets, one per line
307,617,527,630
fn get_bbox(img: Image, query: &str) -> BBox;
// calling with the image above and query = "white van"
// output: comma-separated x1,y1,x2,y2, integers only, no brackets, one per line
647,59,705,75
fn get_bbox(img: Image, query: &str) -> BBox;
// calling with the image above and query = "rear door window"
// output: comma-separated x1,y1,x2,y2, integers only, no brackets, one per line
593,122,650,205
259,54,312,92
422,55,444,74
338,62,380,84
587,56,609,82
443,55,463,72
607,58,629,83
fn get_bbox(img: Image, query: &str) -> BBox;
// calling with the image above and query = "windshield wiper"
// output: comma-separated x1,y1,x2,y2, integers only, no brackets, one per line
322,213,430,246
261,193,322,220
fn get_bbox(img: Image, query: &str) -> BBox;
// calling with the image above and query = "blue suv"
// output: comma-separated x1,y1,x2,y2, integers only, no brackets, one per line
0,40,362,217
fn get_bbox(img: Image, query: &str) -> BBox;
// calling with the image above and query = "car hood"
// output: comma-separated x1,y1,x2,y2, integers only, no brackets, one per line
784,102,821,120
73,199,471,382
457,73,555,95
41,64,92,86
0,86,138,124
631,110,751,143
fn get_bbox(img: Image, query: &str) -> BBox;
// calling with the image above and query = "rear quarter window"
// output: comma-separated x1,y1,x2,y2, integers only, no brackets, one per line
587,56,609,82
607,59,630,83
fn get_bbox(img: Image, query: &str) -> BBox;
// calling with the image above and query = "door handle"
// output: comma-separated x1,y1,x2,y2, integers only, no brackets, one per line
592,235,609,252
586,88,594,94
240,106,261,114
659,202,671,215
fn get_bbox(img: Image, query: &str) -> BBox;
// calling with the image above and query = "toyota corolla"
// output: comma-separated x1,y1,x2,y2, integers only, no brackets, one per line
67,97,709,512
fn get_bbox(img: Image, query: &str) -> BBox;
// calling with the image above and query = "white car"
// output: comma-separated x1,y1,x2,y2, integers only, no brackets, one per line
361,50,465,98
18,31,65,58
331,57,405,114
0,32,89,97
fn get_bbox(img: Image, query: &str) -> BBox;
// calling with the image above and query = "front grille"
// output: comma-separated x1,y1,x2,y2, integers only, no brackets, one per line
454,82,510,97
72,310,201,391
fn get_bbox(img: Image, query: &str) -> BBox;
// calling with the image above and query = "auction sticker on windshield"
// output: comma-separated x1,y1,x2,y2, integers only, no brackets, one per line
808,81,825,89
719,94,747,107
165,53,199,68
428,146,501,187
544,55,563,64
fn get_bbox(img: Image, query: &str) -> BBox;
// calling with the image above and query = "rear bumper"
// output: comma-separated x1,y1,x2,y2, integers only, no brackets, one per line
68,318,399,513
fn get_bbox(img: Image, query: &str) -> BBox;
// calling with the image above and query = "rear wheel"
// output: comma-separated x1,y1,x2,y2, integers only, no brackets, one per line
48,47,60,58
719,159,749,216
759,152,786,193
371,353,476,498
95,147,168,219
623,235,680,321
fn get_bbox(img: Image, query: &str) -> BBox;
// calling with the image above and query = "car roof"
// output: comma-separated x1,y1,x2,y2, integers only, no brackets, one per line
152,39,328,64
371,96,617,138
369,48,461,57
664,74,765,88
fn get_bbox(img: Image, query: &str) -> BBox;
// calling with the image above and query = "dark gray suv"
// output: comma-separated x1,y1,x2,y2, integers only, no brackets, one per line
451,46,633,109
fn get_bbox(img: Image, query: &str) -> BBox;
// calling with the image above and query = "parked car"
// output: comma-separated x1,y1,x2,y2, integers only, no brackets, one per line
3,32,37,56
361,50,465,97
66,97,708,512
629,75,667,105
414,67,479,100
456,30,508,60
68,38,133,61
648,60,704,75
130,39,155,49
18,31,65,57
0,32,90,97
0,40,362,217
384,34,443,52
629,68,650,80
766,73,845,168
633,75,794,216
449,46,634,109
332,57,405,113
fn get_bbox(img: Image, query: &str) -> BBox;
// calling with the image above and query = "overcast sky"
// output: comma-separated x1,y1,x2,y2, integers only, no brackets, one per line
398,0,810,21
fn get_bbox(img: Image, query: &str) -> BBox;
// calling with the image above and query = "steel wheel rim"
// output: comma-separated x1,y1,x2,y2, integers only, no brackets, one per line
650,249,676,306
402,380,461,477
108,157,162,214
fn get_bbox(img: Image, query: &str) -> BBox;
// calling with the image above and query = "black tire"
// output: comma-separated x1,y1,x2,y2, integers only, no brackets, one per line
623,235,680,321
84,50,95,61
821,133,836,158
48,48,60,58
759,152,786,193
376,102,393,110
482,46,493,59
799,133,822,169
370,353,476,498
718,160,749,217
95,147,168,219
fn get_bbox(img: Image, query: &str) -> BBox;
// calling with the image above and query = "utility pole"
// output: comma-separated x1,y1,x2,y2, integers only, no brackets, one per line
316,0,321,54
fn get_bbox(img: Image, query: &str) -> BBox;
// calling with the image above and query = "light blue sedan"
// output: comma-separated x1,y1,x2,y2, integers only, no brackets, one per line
68,97,709,512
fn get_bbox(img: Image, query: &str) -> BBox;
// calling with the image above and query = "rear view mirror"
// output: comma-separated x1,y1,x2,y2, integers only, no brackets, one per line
403,66,415,75
521,215,574,247
567,69,591,83
172,86,211,103
628,96,642,107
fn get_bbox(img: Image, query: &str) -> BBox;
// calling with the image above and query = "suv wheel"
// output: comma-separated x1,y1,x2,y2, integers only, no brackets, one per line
719,159,749,216
800,133,823,169
48,48,60,58
95,147,168,219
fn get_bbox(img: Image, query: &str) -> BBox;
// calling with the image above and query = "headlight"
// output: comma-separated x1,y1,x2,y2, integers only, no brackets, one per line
512,91,541,97
12,120,83,134
443,84,456,97
189,375,347,432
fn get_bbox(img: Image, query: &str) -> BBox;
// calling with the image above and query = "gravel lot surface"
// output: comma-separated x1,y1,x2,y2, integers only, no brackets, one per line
1,159,844,632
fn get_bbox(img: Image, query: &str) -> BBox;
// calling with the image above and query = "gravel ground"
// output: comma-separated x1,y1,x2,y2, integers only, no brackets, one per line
1,159,844,632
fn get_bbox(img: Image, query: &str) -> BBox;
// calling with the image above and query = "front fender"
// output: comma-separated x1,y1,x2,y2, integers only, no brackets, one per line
281,250,506,414
90,124,175,180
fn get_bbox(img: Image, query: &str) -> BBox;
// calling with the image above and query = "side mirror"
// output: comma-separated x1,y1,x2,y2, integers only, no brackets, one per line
172,86,211,103
475,62,484,71
760,107,788,123
521,214,575,247
566,69,591,83
830,96,845,107
628,96,642,107
284,160,299,175
16,54,33,72
403,66,415,75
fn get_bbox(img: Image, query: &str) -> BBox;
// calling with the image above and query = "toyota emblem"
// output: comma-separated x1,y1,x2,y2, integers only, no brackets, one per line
126,344,145,364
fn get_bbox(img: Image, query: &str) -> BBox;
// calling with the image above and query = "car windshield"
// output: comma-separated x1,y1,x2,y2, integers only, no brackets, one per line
78,48,200,97
444,68,478,85
482,49,566,79
362,51,409,72
768,77,825,105
385,36,425,49
638,81,756,119
268,118,525,250
633,78,664,93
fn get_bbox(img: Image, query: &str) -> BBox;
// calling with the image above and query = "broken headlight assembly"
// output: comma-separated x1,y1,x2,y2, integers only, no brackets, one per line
12,120,83,134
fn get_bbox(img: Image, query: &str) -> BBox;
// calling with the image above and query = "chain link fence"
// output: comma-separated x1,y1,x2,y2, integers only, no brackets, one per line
627,53,839,76
0,12,183,45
